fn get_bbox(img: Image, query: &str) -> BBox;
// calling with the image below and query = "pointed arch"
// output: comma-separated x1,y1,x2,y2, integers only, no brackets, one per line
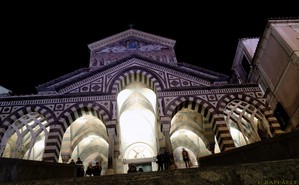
165,97,217,132
0,105,55,159
0,105,56,142
108,67,164,94
42,102,110,162
58,102,110,131
165,96,235,152
217,93,283,136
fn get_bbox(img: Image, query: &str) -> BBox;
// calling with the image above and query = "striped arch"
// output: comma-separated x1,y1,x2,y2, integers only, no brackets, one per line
165,96,235,152
217,93,283,136
109,68,163,94
42,102,110,162
0,105,56,142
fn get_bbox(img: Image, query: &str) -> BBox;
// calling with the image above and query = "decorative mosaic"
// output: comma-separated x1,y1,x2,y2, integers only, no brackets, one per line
168,74,203,88
2,107,11,113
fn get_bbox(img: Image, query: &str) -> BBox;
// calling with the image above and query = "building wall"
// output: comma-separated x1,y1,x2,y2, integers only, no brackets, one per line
248,19,299,131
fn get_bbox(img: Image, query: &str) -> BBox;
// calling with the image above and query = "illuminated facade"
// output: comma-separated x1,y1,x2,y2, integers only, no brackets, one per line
1,21,292,174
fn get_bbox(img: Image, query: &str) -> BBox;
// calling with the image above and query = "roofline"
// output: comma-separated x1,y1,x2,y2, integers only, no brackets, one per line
88,29,176,51
43,54,229,92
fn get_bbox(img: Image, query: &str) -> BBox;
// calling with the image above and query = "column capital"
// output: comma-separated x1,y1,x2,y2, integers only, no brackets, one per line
162,123,171,133
106,120,117,126
107,127,116,137
160,116,171,125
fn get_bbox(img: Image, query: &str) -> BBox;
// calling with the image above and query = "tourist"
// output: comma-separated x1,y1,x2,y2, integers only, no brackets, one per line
182,148,190,168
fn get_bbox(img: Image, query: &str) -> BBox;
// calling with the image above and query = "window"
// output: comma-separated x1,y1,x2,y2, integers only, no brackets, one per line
241,55,251,75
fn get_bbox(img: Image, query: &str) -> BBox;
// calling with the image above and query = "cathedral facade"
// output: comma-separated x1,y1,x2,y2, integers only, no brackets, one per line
0,26,286,174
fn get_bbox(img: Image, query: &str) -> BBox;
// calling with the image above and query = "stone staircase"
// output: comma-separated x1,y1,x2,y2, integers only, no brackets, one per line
2,158,299,185
2,130,299,185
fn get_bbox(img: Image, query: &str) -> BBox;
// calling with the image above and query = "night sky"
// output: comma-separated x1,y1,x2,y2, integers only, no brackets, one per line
1,3,298,95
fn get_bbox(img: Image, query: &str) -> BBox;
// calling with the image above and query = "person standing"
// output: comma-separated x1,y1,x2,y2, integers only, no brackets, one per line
75,158,84,177
76,158,83,165
163,149,171,170
69,159,75,164
156,151,164,171
92,162,102,176
85,162,93,176
182,148,190,168
127,163,137,173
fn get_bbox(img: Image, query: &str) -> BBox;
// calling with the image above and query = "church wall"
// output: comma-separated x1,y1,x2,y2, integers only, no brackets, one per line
0,83,282,174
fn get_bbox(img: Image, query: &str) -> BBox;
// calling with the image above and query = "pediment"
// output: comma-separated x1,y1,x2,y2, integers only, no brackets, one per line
95,39,169,54
87,29,178,68
88,29,175,51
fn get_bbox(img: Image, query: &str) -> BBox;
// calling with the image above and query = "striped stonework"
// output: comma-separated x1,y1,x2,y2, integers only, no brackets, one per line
0,105,56,142
42,102,110,162
110,69,162,94
213,118,235,151
165,96,234,152
217,93,283,136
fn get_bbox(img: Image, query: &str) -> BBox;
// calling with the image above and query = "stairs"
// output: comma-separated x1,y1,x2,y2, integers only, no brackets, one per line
2,158,299,185
2,130,299,184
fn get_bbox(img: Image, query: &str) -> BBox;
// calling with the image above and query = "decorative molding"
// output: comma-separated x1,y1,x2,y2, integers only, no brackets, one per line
88,29,176,51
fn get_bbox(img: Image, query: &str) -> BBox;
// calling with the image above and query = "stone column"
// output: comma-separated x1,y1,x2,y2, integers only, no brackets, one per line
162,124,172,154
42,123,63,162
161,117,177,169
106,126,116,175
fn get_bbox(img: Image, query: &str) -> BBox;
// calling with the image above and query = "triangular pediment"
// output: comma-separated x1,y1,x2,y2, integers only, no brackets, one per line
87,29,178,68
88,29,176,51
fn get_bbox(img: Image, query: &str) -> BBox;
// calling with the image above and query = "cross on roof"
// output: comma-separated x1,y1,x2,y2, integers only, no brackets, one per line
128,24,134,29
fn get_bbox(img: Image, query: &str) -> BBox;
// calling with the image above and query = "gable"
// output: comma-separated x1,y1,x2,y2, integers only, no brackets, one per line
88,29,175,50
36,29,228,95
88,29,178,68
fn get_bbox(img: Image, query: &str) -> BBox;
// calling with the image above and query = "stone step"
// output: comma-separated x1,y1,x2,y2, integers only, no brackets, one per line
3,158,299,185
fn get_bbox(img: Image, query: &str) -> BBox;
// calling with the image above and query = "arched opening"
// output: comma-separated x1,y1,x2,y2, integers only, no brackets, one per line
59,114,109,175
170,107,218,168
117,81,159,172
224,100,272,147
0,112,49,160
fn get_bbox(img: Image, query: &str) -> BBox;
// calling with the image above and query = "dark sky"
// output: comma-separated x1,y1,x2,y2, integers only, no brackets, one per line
1,3,298,95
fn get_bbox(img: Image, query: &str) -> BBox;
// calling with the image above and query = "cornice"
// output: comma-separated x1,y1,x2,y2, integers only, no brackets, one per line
88,29,176,51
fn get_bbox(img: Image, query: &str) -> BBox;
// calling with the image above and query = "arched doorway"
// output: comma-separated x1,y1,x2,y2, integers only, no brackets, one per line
117,82,159,172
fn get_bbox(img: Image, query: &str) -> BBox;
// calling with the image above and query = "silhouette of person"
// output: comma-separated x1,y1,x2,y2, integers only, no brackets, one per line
138,167,144,172
163,149,171,170
156,151,164,171
69,159,75,164
76,158,83,165
92,162,102,176
85,162,93,176
182,148,190,168
75,158,84,177
78,165,85,177
127,163,137,173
